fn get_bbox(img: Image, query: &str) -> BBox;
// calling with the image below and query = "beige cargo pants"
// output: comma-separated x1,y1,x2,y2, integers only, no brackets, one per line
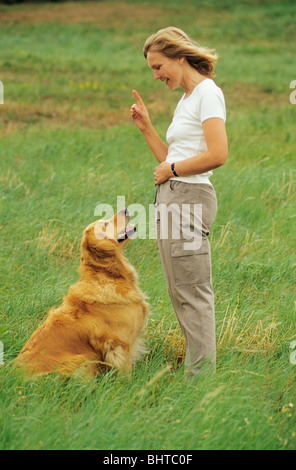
155,180,218,376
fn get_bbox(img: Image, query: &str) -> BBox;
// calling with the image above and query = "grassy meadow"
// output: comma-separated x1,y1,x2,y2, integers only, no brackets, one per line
0,0,296,450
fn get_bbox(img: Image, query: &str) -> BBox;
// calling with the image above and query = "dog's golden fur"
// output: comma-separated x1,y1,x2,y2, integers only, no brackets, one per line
15,210,150,378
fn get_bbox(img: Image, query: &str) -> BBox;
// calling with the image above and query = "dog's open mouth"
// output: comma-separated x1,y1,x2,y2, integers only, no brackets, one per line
117,225,136,242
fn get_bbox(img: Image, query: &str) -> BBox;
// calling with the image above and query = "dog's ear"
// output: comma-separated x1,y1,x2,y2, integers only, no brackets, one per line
80,227,117,267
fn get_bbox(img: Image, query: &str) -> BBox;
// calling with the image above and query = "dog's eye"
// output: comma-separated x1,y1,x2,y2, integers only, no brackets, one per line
102,222,109,232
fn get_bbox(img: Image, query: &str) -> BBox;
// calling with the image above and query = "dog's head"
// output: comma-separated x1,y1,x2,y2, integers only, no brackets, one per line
80,209,136,270
93,208,136,245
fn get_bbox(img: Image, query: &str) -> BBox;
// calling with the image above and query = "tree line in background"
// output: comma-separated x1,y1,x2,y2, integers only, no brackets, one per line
1,0,98,4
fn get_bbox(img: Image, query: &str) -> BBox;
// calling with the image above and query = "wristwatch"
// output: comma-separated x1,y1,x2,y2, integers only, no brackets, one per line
171,162,179,177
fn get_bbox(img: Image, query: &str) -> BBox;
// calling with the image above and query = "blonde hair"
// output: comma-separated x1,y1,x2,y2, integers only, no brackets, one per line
143,27,218,78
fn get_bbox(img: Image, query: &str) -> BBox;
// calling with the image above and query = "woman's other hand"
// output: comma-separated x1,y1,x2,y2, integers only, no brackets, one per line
154,161,173,185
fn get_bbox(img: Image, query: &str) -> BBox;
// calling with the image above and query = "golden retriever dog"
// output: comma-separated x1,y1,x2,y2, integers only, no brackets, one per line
15,209,150,378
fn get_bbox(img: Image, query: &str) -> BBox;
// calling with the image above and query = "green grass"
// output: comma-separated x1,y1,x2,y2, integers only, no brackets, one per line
0,0,296,450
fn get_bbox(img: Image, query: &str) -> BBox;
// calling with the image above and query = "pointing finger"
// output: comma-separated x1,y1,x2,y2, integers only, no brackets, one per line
132,89,144,106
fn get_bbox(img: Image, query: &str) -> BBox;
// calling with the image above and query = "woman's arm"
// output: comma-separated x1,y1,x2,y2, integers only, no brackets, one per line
154,118,228,184
131,90,168,164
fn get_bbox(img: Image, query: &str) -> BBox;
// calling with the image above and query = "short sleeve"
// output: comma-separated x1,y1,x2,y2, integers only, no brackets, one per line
199,88,226,123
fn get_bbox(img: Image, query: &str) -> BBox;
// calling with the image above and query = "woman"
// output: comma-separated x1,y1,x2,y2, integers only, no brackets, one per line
131,27,228,376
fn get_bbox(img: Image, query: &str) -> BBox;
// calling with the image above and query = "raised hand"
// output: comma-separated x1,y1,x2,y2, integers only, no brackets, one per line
130,90,151,132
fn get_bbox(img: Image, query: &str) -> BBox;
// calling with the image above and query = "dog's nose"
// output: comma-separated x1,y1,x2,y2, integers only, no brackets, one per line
119,208,130,218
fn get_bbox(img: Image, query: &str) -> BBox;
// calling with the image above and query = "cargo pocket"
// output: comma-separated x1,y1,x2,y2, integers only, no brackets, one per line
171,238,211,286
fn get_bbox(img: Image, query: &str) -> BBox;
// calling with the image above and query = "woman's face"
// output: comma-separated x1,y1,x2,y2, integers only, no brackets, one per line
146,50,184,90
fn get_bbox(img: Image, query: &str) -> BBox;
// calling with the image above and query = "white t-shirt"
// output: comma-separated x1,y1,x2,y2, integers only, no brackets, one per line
166,78,226,185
